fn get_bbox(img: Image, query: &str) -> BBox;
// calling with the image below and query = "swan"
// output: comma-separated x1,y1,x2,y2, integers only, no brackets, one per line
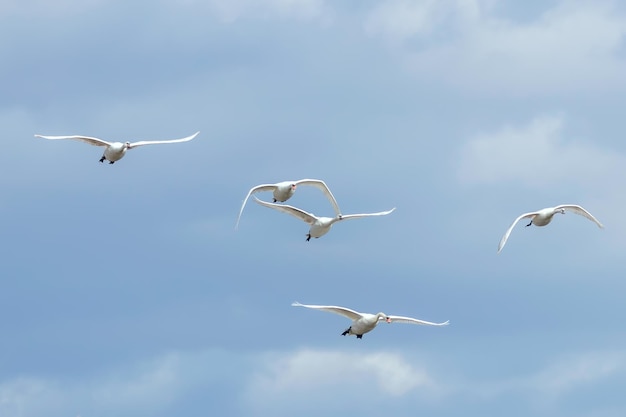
498,204,604,253
292,302,449,339
236,179,341,229
34,131,199,164
253,197,395,241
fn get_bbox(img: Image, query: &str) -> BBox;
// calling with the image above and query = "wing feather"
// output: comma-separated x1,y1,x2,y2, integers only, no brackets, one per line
556,204,604,228
291,302,363,321
34,134,110,147
235,184,278,229
128,131,199,148
294,179,342,216
339,207,396,221
497,211,537,253
253,198,317,224
385,315,450,326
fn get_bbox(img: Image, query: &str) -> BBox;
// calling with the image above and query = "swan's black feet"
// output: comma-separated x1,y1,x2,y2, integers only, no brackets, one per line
109,161,114,164
525,221,533,227
306,234,311,242
99,157,105,163
356,335,363,339
341,327,351,336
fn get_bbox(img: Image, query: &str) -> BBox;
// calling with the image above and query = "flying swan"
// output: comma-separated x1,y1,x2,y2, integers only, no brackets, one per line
253,197,395,241
292,302,449,339
498,204,604,253
236,179,341,229
34,131,199,164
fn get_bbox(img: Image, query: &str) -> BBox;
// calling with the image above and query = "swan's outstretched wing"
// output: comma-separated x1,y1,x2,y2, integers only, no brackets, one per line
292,302,362,321
253,198,318,224
235,184,279,230
497,211,538,253
385,315,450,326
34,134,111,147
128,131,199,148
294,179,342,216
340,207,396,221
557,204,604,228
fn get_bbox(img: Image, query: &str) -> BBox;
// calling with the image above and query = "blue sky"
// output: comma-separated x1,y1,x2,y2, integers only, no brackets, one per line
2,0,626,416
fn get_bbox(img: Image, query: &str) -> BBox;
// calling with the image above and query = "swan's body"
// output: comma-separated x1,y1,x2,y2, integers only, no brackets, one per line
253,197,395,241
498,204,604,253
236,179,341,229
34,131,199,164
292,302,449,339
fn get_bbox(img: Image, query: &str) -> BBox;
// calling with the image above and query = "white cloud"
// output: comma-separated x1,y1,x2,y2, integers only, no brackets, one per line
0,355,181,417
529,351,626,397
365,0,626,94
244,347,626,415
2,347,626,416
244,348,436,411
456,114,624,188
90,354,181,409
0,350,237,417
364,0,490,42
364,0,449,42
197,0,330,23
0,378,62,417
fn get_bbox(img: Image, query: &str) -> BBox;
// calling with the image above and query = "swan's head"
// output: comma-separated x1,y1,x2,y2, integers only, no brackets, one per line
123,141,131,149
558,208,566,215
290,183,297,191
377,313,391,323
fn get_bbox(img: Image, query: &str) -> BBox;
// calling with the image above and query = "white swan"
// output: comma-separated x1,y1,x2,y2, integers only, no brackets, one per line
253,197,395,241
34,131,199,164
236,179,341,229
292,302,449,339
498,204,604,253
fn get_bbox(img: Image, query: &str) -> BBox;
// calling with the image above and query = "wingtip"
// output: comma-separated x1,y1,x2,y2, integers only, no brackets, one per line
497,243,504,254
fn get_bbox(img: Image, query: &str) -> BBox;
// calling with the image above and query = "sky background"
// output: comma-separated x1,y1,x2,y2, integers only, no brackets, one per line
2,0,626,416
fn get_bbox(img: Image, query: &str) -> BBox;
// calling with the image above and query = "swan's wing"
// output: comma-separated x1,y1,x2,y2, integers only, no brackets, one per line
253,197,317,224
294,179,342,216
497,211,537,254
557,204,604,228
340,207,396,221
291,302,362,321
235,184,278,230
385,315,450,326
34,134,111,147
128,131,199,148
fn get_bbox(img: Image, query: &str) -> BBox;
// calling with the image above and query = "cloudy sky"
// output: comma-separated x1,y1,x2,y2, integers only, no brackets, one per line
2,0,626,416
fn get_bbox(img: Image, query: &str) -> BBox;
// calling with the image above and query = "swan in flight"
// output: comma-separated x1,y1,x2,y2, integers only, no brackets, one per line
34,131,199,164
253,197,395,241
292,302,449,339
236,179,341,229
498,204,604,253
